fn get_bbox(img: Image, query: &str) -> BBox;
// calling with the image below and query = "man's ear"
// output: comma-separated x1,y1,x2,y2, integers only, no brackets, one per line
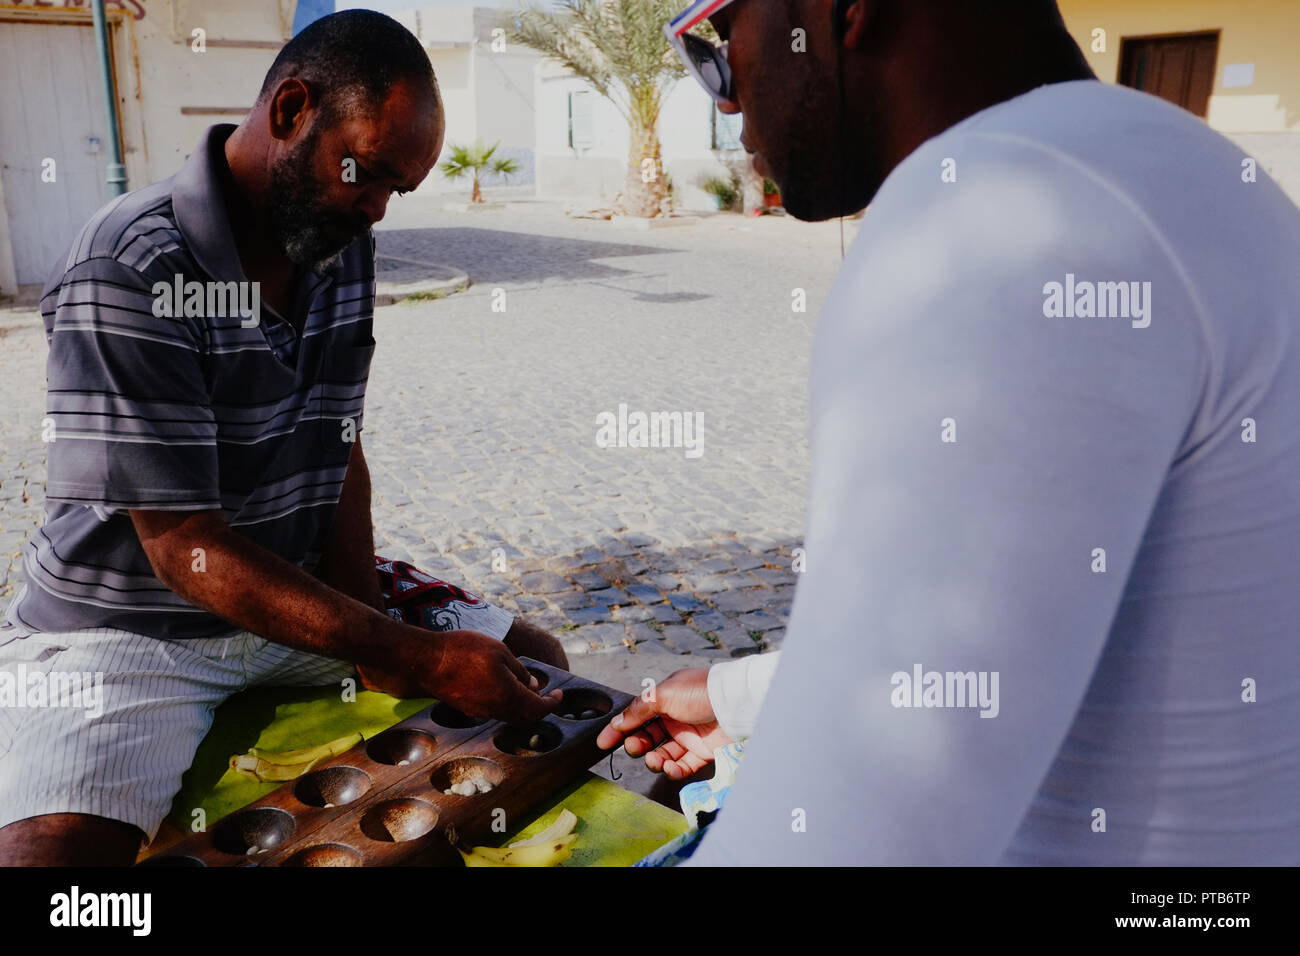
268,77,312,141
840,0,875,49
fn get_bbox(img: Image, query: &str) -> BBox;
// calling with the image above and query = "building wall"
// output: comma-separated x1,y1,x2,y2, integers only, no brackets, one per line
120,0,294,183
472,9,539,188
394,5,539,192
425,46,478,155
535,66,627,204
535,65,740,211
393,5,476,159
1058,0,1300,201
659,75,749,211
0,0,293,292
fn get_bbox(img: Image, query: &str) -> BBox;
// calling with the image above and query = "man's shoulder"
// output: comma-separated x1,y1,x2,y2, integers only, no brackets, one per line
890,79,1250,219
944,79,1221,159
859,79,1264,275
828,82,1225,356
41,178,187,299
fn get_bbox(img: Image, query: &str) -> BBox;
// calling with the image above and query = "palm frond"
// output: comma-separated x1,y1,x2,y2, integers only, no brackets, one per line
439,140,514,182
505,0,690,124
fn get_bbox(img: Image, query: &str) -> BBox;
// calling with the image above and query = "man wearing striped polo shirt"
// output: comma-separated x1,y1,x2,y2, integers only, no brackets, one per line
0,11,563,865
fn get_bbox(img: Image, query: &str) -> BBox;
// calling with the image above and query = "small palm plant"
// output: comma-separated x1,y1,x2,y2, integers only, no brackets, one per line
439,141,520,203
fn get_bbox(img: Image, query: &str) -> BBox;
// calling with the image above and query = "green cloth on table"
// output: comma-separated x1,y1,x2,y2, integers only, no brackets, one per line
499,776,690,868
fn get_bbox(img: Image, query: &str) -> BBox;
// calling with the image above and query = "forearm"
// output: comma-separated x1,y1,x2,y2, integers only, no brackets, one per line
136,510,420,672
314,438,384,612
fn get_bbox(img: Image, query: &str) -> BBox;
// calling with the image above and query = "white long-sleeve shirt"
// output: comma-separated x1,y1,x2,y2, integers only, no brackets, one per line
707,651,782,739
692,79,1300,866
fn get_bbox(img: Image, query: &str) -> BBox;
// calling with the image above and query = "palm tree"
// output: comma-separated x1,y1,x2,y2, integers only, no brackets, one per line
508,0,701,218
439,141,521,203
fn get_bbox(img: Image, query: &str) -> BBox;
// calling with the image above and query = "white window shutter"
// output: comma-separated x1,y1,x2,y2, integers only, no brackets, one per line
712,104,743,151
569,90,596,150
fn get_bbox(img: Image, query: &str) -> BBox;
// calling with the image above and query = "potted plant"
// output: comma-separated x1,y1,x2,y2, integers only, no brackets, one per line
699,173,741,212
762,177,782,209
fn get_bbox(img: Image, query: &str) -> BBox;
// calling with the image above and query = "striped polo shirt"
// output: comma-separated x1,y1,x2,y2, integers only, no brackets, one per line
7,124,376,641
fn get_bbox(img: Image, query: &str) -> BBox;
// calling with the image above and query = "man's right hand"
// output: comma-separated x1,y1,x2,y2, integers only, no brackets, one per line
396,627,561,724
596,667,733,779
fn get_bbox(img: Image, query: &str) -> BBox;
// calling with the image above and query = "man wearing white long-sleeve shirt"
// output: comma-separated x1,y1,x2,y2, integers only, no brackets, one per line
597,0,1300,864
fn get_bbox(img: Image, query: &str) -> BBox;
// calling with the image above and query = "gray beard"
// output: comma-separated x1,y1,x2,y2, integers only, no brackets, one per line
310,248,344,275
267,127,364,272
273,199,356,272
309,251,340,273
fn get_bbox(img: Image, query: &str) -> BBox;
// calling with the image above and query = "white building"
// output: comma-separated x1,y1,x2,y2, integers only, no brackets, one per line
0,0,754,298
0,0,300,295
397,3,746,211
389,4,540,191
534,56,746,212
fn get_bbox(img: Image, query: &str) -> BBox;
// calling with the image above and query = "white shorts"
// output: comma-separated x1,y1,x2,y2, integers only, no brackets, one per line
0,623,357,846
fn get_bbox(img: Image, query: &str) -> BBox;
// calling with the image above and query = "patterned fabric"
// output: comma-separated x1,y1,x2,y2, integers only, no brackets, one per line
376,556,514,639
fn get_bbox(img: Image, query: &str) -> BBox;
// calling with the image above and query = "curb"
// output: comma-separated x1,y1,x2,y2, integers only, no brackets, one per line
374,261,471,306
0,309,40,336
609,215,703,230
0,282,44,323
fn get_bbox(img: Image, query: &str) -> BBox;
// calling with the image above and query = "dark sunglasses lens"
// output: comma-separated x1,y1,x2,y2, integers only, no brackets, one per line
682,33,726,97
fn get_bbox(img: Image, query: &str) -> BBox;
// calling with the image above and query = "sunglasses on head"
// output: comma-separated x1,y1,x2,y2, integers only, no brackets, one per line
664,0,739,107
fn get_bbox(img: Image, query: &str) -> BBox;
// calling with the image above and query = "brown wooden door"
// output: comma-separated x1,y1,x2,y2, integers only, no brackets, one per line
1119,32,1220,117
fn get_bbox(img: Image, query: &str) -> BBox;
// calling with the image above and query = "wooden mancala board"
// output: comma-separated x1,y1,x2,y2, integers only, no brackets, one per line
142,658,633,867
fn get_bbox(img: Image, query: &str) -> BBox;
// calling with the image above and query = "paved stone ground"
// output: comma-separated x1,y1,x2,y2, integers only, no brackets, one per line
0,321,46,598
363,201,852,665
0,200,854,794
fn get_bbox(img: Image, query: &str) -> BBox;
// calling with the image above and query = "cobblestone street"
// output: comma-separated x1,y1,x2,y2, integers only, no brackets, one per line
0,202,853,699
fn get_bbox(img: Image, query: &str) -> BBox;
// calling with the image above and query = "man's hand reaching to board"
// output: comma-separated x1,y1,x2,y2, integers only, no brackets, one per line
362,628,562,721
596,668,732,779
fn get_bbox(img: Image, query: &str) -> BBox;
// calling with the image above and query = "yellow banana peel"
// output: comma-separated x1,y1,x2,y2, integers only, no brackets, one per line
458,833,578,867
229,731,363,783
508,808,579,849
456,809,580,867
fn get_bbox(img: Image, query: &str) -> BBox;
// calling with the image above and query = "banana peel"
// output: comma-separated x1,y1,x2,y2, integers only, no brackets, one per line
229,731,363,783
508,808,578,849
458,834,578,867
454,808,580,867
